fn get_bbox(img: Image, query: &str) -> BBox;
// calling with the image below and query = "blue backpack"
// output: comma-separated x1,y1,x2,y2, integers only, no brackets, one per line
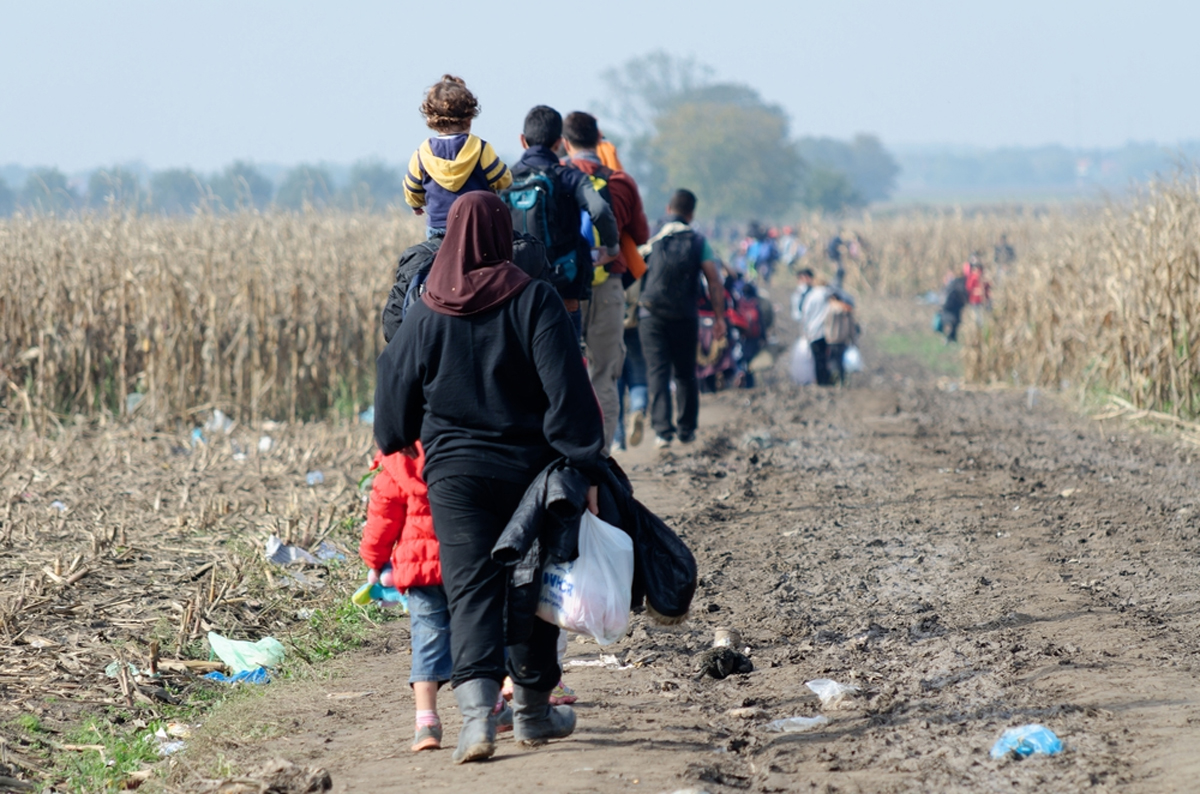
502,165,584,298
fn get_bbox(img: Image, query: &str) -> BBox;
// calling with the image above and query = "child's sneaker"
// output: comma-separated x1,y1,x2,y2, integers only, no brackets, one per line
549,679,578,705
495,698,514,734
412,722,442,752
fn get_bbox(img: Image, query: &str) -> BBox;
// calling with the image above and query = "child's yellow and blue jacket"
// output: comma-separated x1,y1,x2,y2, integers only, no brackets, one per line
403,133,512,229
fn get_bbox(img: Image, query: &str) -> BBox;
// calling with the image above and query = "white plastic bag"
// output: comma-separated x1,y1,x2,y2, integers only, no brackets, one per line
843,345,863,373
789,338,815,385
805,678,860,708
536,512,634,645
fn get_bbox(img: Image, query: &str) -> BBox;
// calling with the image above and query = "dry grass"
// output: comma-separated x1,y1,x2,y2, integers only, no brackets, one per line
0,210,421,426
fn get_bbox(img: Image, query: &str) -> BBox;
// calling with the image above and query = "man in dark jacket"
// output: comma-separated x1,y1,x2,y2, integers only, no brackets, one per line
638,189,725,449
508,106,618,339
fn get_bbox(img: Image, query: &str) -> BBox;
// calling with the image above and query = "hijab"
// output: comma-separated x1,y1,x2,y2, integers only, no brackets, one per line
422,192,531,316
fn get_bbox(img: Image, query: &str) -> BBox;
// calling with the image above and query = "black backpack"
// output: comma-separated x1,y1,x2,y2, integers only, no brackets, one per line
640,229,705,320
381,232,551,343
502,165,588,299
382,238,442,343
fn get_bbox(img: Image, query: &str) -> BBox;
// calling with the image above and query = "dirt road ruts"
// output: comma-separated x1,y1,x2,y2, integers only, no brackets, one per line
179,298,1200,793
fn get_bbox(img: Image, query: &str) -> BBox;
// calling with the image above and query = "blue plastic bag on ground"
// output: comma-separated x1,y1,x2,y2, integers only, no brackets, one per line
990,724,1063,759
203,667,271,685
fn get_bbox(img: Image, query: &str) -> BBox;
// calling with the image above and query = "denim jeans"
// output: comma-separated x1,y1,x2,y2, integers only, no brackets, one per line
406,585,453,684
614,326,648,448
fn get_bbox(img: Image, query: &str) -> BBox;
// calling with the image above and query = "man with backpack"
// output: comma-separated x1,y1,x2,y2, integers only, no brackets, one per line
638,189,725,449
561,111,650,451
504,106,619,340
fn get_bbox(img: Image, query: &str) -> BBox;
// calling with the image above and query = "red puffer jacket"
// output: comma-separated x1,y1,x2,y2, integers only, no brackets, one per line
358,443,441,590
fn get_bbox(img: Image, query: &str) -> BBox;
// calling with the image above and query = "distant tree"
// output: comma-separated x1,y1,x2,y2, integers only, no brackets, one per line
0,178,14,216
797,134,900,202
801,166,863,213
342,160,402,211
210,161,274,210
20,168,77,214
149,168,206,215
596,51,716,195
648,85,802,220
276,164,335,210
86,166,142,211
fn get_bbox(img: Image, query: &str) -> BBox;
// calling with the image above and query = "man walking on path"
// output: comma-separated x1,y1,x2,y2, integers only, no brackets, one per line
506,106,619,340
638,189,725,449
562,111,650,451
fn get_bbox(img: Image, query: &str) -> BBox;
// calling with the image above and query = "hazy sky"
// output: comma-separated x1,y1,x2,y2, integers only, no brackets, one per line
5,0,1198,171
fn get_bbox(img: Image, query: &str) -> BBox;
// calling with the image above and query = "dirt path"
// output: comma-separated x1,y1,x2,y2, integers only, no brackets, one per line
179,298,1200,793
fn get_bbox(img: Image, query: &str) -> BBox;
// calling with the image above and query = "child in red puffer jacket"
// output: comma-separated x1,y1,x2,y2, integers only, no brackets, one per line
359,443,453,752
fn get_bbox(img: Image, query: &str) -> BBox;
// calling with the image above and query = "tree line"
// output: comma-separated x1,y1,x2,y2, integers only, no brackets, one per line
0,160,411,217
1,52,899,220
597,52,899,218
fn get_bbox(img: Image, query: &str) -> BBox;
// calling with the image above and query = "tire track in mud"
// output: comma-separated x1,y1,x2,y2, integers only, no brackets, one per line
180,302,1200,793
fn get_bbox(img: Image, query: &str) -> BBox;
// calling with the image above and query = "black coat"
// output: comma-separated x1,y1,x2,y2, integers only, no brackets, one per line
492,457,697,645
492,459,590,645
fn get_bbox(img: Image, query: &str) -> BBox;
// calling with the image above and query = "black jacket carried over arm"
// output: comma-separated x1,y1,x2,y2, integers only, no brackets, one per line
493,455,698,645
374,279,606,488
492,458,591,644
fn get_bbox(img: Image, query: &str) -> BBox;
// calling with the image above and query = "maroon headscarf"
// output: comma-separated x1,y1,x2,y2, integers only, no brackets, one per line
422,192,531,316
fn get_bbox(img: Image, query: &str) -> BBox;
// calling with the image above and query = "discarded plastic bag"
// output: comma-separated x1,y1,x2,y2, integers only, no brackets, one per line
265,535,322,566
843,345,863,373
789,338,815,385
207,632,285,674
203,667,271,685
536,512,634,645
990,724,1062,759
765,715,828,733
806,678,860,708
204,409,234,435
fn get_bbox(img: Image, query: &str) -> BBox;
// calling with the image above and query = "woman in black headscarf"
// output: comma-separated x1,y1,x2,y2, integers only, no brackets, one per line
374,191,604,763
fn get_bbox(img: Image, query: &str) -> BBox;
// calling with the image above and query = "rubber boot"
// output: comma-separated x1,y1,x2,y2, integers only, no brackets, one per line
512,684,576,747
452,679,500,764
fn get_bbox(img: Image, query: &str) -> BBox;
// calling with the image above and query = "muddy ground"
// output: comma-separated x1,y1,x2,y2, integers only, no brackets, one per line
7,296,1200,793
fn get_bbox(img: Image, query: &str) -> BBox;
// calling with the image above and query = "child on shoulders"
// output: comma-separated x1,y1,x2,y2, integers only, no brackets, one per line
403,75,512,237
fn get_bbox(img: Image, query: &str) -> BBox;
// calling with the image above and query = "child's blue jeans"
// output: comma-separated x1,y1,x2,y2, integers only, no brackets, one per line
407,585,453,684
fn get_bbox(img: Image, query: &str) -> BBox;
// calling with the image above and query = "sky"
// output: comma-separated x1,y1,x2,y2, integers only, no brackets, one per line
4,0,1199,172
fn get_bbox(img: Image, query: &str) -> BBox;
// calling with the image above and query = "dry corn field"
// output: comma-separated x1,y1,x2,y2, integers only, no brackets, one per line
791,173,1200,421
0,211,422,428
2,177,1198,428
961,175,1200,421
